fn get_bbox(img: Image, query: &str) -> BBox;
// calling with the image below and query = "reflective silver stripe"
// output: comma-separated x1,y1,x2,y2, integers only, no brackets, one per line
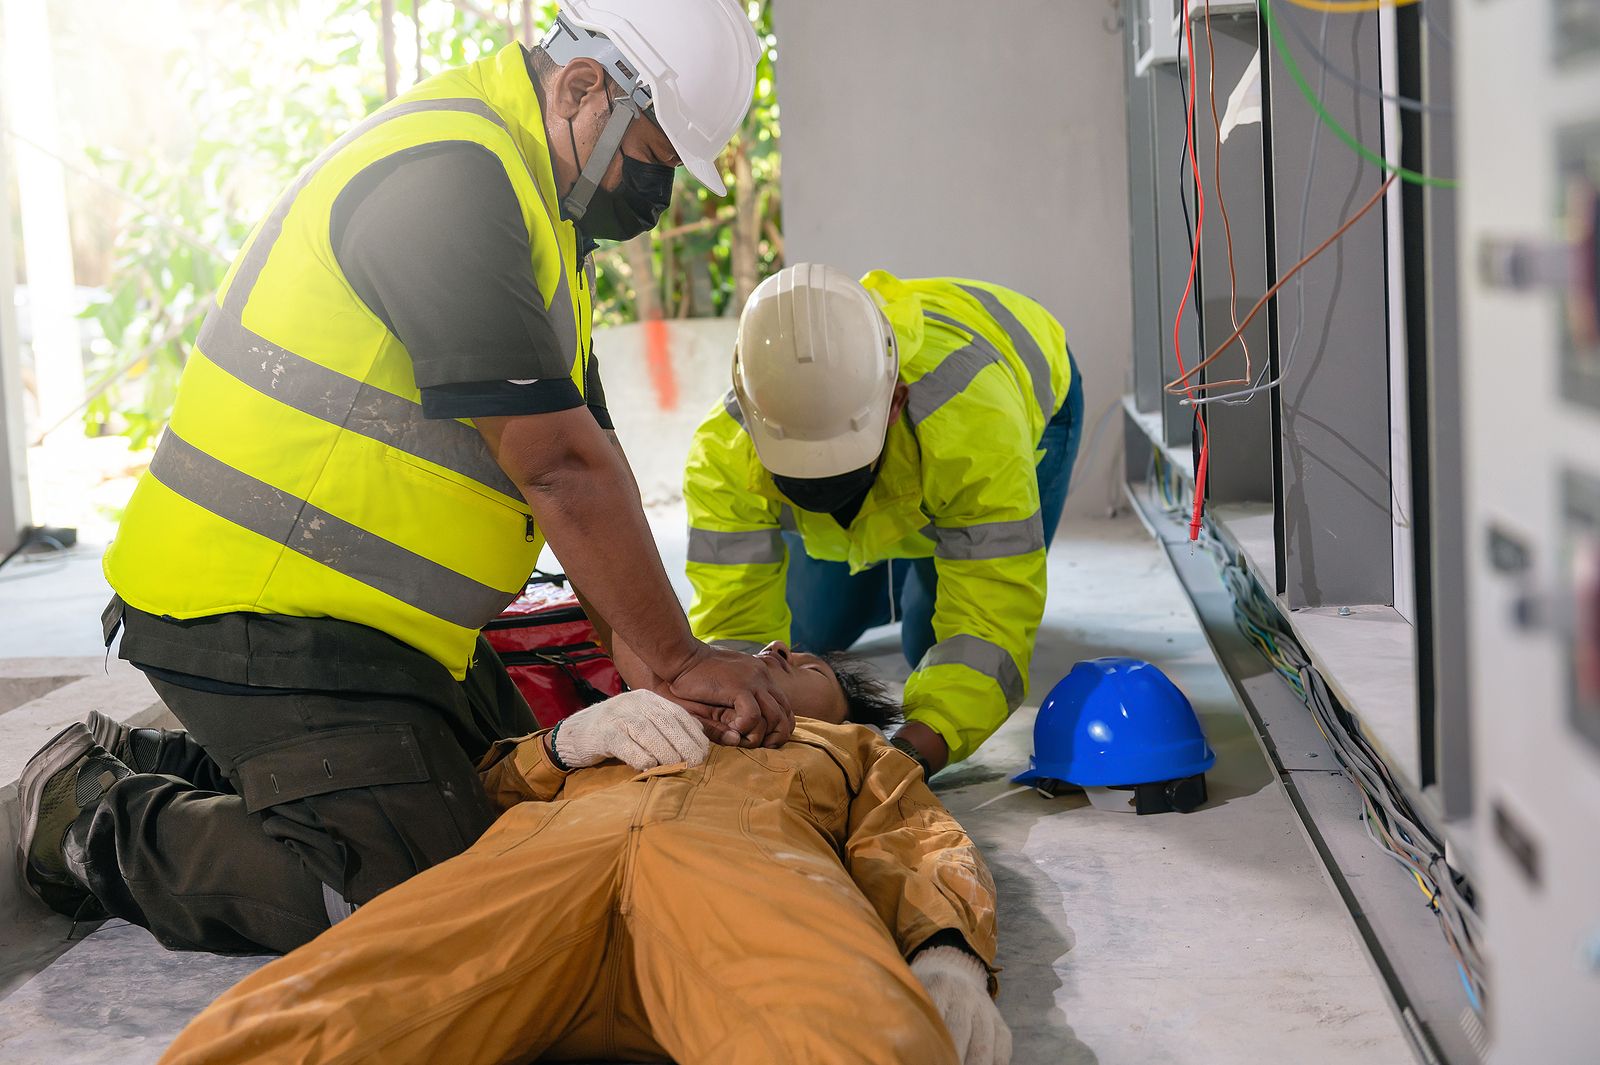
905,333,1006,426
777,505,799,532
198,311,523,505
150,431,518,630
916,634,1025,710
224,97,578,367
931,512,1045,561
710,639,766,653
957,284,1056,421
323,883,356,926
723,388,746,428
687,527,785,566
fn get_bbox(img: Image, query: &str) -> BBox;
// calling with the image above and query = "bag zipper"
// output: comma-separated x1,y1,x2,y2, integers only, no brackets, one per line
483,606,590,630
498,645,608,665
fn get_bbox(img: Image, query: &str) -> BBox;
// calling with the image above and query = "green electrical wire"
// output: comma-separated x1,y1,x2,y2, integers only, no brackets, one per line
1258,0,1459,189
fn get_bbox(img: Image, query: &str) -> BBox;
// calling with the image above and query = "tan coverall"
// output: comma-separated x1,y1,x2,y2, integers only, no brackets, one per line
159,720,1000,1065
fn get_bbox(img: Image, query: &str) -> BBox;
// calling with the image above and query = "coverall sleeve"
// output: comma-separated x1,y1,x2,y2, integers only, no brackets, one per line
476,733,570,814
905,372,1048,764
844,734,1000,969
683,392,790,651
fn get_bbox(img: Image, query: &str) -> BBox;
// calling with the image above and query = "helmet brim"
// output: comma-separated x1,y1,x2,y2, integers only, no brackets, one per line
681,154,727,196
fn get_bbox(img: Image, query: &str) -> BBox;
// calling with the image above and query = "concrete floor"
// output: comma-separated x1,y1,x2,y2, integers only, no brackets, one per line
0,513,1414,1064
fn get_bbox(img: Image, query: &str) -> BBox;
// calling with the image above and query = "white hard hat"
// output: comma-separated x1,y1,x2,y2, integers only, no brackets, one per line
733,264,901,479
549,0,760,196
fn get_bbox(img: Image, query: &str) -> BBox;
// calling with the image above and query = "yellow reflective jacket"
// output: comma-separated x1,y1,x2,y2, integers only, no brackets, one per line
684,272,1073,762
104,44,592,680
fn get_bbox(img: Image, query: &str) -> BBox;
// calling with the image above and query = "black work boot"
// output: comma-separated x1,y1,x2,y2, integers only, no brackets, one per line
84,709,164,774
17,722,131,916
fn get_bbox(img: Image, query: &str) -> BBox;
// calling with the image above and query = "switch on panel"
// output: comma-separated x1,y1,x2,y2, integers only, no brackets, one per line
1565,469,1600,756
1560,123,1600,413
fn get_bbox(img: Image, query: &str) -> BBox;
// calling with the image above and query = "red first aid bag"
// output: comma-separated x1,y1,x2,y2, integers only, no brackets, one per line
483,573,624,728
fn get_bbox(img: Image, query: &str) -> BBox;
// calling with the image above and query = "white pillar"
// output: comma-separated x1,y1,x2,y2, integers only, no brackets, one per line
0,59,27,547
1,0,84,436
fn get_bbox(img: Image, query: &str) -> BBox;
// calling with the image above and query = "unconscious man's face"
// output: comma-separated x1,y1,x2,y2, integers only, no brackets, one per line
754,641,849,724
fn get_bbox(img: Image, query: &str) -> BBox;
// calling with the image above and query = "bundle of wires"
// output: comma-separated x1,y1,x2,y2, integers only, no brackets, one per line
1142,450,1485,1011
1213,537,1487,1013
1164,0,1457,540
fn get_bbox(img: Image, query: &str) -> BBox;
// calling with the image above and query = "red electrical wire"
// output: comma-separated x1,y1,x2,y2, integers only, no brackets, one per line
1173,10,1209,542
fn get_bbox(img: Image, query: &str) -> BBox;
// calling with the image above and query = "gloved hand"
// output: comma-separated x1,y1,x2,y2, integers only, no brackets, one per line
910,946,1012,1065
551,690,711,771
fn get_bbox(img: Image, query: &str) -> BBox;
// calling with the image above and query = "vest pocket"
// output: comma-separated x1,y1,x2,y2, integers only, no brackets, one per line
383,441,529,516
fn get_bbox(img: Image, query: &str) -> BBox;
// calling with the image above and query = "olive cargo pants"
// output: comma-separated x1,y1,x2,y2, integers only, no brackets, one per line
79,633,536,954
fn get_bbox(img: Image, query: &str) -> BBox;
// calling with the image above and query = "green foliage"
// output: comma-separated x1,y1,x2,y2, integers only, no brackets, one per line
78,0,781,443
590,0,782,325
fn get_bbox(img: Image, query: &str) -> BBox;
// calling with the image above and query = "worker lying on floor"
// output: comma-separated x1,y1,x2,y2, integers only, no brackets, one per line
159,643,1011,1065
686,264,1085,778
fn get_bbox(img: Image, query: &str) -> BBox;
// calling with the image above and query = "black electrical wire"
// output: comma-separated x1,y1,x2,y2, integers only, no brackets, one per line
1174,45,1208,468
1279,0,1452,115
1178,44,1195,256
0,532,36,572
0,529,68,574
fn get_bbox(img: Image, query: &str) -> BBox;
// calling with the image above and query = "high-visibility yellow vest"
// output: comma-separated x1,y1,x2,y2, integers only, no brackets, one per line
684,272,1074,763
104,45,591,679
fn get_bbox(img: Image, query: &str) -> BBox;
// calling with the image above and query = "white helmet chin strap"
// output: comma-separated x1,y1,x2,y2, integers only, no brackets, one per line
543,14,654,222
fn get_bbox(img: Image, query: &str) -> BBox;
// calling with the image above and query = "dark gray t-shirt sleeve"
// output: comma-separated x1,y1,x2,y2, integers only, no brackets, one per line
330,142,583,416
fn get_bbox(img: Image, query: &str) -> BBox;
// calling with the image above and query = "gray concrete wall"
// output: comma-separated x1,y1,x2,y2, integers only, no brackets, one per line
772,0,1135,517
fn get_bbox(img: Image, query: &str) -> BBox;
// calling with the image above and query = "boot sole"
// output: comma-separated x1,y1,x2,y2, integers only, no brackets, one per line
15,722,95,899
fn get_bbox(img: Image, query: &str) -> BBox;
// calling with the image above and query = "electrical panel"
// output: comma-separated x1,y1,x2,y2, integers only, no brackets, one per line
1118,2,1497,1061
1133,0,1183,74
1456,0,1600,1061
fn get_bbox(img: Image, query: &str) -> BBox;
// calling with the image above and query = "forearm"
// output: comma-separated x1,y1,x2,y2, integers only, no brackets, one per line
848,742,1000,965
571,586,614,655
480,411,698,678
906,554,1045,765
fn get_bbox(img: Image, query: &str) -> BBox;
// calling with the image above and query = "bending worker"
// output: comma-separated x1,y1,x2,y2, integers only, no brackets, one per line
18,0,788,956
686,264,1085,776
158,649,1010,1065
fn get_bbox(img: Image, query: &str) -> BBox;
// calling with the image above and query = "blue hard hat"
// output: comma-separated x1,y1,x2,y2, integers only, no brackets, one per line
1013,658,1216,788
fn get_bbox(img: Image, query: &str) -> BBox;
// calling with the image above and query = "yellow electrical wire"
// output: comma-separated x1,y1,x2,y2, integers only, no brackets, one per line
1282,0,1419,11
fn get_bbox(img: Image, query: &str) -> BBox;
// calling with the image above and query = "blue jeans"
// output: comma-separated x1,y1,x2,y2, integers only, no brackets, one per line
786,359,1085,666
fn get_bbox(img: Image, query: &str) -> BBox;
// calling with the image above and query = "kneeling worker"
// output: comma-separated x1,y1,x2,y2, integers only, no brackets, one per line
17,0,786,956
685,265,1085,775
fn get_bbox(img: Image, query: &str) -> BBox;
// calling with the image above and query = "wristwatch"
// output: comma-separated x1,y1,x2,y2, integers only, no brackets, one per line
891,735,934,779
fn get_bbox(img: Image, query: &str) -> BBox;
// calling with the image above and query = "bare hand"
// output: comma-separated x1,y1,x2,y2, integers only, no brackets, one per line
669,646,794,748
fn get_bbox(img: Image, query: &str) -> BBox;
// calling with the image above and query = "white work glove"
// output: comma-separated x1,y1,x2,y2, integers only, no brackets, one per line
911,946,1012,1065
551,690,711,771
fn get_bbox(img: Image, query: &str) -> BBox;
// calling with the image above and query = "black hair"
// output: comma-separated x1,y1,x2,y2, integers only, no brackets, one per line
820,653,904,731
527,45,560,85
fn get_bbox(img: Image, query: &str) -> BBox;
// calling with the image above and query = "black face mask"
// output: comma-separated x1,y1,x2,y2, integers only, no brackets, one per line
773,463,880,517
567,112,675,242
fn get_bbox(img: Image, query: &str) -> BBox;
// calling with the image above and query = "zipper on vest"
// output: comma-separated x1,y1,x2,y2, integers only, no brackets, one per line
525,514,537,543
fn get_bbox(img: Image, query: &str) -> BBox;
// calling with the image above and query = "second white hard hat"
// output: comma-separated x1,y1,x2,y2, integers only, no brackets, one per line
733,264,901,479
555,0,761,195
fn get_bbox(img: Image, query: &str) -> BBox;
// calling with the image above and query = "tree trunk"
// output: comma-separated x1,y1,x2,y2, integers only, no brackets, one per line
661,200,679,318
730,139,759,311
622,235,662,321
379,0,399,100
